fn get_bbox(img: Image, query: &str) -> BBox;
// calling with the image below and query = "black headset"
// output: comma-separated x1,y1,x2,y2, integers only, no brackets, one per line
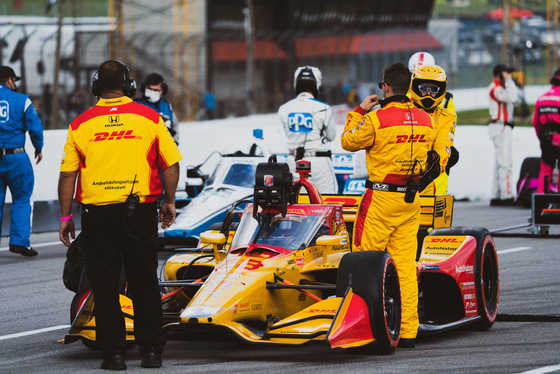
140,72,168,96
91,60,137,98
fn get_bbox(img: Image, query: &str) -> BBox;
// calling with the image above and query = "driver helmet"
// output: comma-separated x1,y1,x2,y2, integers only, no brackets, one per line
294,65,322,97
410,65,447,112
408,52,436,73
272,215,303,238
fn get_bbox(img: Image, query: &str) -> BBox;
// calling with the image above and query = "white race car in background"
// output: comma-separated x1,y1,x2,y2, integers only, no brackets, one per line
159,129,364,249
160,133,271,248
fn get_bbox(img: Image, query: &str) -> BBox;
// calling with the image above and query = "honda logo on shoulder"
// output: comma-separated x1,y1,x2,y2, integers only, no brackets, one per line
108,115,120,123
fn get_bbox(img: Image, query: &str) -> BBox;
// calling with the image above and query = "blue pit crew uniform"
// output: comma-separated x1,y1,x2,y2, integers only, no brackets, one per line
0,85,43,247
136,97,179,144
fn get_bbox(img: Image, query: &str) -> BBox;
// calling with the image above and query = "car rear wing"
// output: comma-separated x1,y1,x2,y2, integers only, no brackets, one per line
298,194,454,230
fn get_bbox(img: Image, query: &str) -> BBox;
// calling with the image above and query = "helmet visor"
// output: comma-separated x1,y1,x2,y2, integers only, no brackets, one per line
418,83,440,96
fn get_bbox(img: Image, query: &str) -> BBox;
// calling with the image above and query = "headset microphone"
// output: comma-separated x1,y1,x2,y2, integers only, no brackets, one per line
404,101,420,204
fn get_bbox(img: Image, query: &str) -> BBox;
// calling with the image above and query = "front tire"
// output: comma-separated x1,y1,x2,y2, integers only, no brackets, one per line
336,251,401,354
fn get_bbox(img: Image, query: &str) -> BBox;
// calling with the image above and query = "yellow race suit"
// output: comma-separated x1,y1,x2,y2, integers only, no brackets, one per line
60,96,183,205
419,106,456,195
341,96,435,339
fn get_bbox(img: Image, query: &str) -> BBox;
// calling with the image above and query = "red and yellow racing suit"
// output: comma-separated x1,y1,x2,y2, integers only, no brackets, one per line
60,96,183,205
341,96,435,339
420,106,456,195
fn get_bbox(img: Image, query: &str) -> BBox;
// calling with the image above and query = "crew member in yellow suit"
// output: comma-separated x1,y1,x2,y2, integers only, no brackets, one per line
411,65,457,195
341,63,435,348
408,51,456,115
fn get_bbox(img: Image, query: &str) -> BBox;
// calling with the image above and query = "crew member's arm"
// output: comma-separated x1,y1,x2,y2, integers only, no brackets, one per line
24,98,44,164
433,109,457,173
340,95,378,152
495,72,520,104
532,99,542,138
323,106,337,142
160,162,179,229
58,170,78,247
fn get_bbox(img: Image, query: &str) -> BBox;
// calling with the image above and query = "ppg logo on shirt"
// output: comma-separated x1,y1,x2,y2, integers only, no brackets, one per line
287,112,313,133
0,101,9,122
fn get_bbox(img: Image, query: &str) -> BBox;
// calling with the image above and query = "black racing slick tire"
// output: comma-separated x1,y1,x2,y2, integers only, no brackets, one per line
428,227,499,330
336,251,401,355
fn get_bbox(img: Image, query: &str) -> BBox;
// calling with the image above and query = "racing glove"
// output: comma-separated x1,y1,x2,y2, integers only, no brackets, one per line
445,146,459,175
419,150,441,192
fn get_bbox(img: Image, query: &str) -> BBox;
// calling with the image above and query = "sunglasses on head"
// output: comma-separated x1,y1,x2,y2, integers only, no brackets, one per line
418,83,440,95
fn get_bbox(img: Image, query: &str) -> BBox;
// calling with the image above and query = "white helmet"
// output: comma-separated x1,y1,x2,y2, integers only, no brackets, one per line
294,65,322,97
408,52,436,73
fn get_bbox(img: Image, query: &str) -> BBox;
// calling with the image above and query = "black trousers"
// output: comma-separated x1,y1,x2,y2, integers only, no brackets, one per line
81,202,165,355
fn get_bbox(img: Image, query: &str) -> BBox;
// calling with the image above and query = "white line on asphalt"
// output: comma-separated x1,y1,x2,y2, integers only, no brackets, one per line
0,325,70,341
497,247,532,255
518,364,560,374
0,241,62,252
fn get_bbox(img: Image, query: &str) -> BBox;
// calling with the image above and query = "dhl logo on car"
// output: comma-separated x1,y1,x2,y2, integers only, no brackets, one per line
287,208,306,215
425,237,463,243
90,130,141,142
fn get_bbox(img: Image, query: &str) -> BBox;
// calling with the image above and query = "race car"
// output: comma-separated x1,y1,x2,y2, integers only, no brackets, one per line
63,159,499,354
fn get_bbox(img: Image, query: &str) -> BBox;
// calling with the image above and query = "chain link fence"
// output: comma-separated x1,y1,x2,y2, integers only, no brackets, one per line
1,8,556,127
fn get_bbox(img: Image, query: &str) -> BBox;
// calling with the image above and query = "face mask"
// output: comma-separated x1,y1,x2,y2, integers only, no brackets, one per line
144,88,162,103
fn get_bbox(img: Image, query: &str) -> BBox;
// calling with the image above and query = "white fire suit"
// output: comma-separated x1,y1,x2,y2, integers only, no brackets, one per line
278,92,338,193
488,78,521,200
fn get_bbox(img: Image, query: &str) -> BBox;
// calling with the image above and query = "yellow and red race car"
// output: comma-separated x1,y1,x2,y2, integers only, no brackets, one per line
63,159,499,354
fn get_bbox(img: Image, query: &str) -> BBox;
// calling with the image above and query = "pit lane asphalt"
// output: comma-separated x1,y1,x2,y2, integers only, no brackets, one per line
1,202,559,374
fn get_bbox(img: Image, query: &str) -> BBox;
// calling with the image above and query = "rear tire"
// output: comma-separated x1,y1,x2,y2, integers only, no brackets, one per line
428,227,499,330
336,251,401,355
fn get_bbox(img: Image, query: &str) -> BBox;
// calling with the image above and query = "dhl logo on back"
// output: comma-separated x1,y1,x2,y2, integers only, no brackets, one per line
90,130,142,142
391,134,428,144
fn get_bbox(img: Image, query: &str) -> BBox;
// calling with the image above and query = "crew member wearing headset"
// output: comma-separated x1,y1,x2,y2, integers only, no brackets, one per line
341,63,435,349
0,65,43,257
278,65,338,193
58,60,182,370
136,72,179,144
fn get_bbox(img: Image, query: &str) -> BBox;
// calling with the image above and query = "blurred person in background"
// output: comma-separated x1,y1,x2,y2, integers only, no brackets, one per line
278,65,338,193
0,65,43,257
136,72,179,144
202,89,217,120
488,63,521,206
532,68,560,194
